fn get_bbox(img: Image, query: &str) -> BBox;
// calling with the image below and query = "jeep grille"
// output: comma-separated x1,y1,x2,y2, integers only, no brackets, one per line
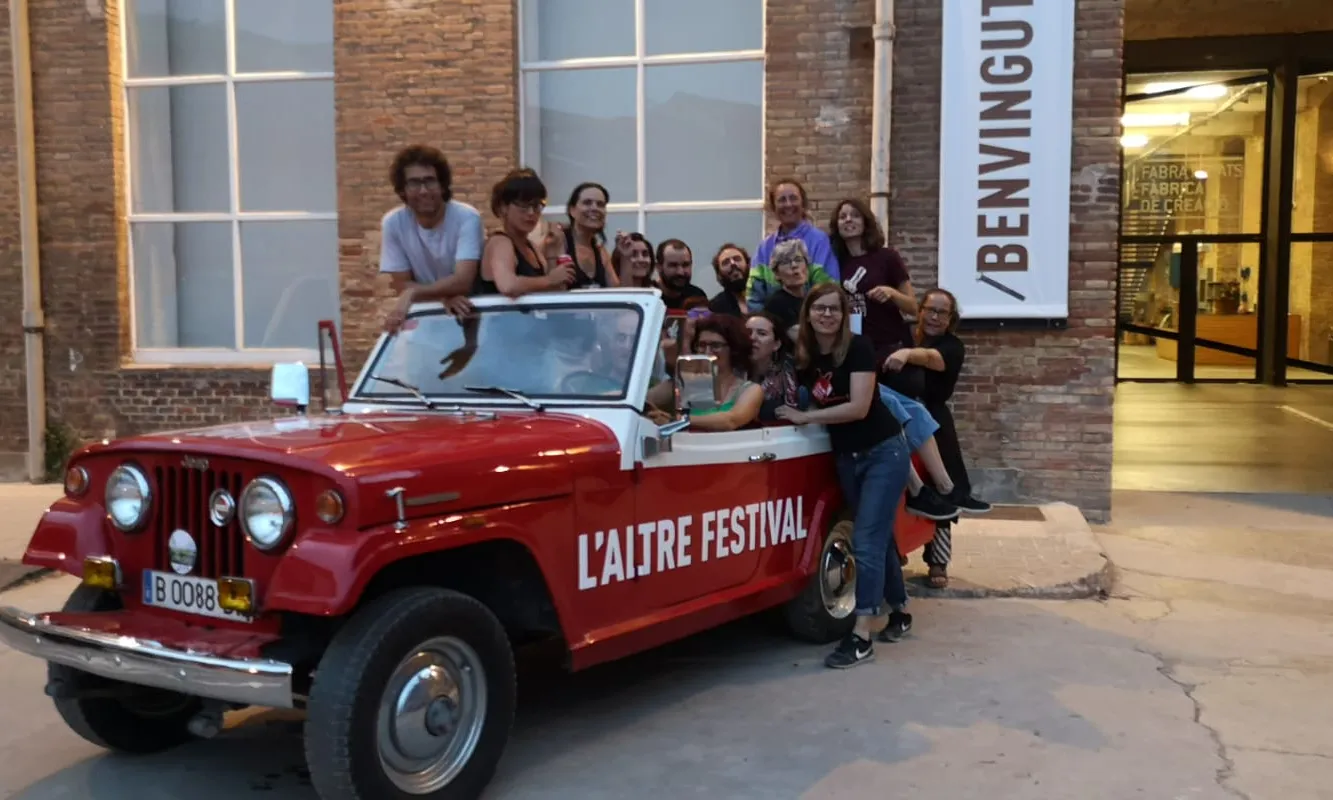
151,465,247,579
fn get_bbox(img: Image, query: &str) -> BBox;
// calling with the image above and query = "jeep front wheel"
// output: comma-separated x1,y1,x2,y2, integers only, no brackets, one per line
784,519,858,643
305,587,516,800
50,584,202,753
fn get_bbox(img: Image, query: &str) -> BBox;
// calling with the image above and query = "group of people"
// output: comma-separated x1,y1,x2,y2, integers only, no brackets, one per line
376,144,990,670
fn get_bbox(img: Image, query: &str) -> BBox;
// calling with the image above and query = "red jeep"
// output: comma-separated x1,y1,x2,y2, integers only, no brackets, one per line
0,290,934,800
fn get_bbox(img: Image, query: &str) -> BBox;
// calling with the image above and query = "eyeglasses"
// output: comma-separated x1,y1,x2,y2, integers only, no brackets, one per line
695,339,729,353
404,177,440,191
512,200,547,213
922,306,951,317
809,304,842,316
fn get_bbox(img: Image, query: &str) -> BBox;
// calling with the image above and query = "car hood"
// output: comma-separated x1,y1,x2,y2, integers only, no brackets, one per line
104,411,624,524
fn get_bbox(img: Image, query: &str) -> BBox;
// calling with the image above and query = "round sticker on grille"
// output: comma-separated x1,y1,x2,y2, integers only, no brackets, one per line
167,529,198,575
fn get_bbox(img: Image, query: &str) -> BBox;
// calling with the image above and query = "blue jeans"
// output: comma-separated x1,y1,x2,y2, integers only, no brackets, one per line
878,385,939,452
835,433,912,616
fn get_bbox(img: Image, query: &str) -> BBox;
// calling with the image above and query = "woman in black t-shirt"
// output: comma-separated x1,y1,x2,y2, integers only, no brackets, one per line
775,283,914,670
893,288,991,587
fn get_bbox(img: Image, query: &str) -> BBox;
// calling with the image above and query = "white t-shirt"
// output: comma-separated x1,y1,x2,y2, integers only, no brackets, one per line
379,200,484,285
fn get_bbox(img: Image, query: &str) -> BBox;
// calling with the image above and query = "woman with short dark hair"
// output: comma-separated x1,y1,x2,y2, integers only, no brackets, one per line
473,168,577,299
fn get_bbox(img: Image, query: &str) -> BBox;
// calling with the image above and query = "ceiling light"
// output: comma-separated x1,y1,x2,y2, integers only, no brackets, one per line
1120,134,1149,148
1123,112,1191,128
1194,170,1209,180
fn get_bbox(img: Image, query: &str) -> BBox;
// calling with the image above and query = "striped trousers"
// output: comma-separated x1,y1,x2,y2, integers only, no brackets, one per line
923,521,953,567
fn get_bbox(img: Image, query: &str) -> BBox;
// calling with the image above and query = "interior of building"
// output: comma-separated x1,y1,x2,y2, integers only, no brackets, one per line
1114,12,1333,498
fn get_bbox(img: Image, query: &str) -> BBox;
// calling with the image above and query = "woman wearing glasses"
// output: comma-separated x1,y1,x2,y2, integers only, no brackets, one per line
882,288,983,587
776,283,914,669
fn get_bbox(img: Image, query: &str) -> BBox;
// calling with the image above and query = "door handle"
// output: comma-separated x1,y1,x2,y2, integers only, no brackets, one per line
749,452,776,462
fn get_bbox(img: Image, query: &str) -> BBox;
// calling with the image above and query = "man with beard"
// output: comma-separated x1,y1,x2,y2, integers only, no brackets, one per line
380,145,483,331
707,243,750,317
655,239,708,311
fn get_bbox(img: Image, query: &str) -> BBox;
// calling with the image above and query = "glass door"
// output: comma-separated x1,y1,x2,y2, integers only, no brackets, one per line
1286,64,1333,382
1118,70,1270,381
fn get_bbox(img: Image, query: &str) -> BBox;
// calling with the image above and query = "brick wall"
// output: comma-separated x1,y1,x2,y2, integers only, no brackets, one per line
1125,0,1333,40
766,0,1123,520
334,0,518,368
0,1,280,457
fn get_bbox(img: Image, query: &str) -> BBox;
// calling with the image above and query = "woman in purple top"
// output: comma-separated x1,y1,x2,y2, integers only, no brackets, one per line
745,178,840,312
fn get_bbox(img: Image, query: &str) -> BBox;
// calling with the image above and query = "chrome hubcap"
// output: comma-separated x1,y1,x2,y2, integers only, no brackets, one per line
820,534,857,619
377,636,487,795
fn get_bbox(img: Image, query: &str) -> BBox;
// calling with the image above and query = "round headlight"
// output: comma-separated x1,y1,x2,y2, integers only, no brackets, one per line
105,465,151,531
240,477,294,550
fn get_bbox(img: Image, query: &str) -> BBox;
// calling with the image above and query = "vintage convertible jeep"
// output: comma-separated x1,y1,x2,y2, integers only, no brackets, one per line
0,289,935,800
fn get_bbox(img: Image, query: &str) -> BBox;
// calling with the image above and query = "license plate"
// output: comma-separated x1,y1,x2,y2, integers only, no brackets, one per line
142,571,252,623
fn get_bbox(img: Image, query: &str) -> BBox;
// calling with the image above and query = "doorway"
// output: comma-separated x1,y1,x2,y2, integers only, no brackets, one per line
1117,36,1333,385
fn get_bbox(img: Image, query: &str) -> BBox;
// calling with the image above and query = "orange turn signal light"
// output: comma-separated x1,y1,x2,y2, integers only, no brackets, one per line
218,577,255,614
65,466,89,497
82,556,120,590
315,489,345,524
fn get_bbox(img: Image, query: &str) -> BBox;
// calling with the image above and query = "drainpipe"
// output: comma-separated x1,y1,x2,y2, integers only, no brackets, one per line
869,0,896,227
11,0,46,482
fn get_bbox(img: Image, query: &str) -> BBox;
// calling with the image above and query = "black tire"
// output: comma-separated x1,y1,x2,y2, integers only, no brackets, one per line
784,519,858,643
304,587,516,800
49,584,202,754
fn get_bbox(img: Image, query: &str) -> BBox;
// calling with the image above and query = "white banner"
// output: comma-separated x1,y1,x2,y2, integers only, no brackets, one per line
938,0,1076,320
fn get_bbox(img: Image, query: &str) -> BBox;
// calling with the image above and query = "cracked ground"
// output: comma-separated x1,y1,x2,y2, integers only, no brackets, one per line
1,490,1330,799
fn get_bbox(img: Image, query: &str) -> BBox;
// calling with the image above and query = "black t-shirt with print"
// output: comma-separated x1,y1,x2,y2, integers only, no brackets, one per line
920,332,965,406
800,334,902,454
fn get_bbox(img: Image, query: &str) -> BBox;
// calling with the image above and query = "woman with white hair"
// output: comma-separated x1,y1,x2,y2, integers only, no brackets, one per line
762,238,819,339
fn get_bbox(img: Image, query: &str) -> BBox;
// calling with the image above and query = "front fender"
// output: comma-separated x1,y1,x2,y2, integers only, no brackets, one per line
20,498,110,578
264,498,574,618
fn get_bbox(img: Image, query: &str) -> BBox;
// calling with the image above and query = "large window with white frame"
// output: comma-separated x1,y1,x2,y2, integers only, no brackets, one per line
518,0,766,298
123,0,338,365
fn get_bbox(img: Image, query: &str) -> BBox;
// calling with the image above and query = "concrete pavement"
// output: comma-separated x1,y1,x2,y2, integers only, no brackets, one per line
0,484,60,591
904,502,1111,599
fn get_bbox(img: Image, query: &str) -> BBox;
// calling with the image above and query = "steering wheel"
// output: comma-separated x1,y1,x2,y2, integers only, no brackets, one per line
559,371,622,395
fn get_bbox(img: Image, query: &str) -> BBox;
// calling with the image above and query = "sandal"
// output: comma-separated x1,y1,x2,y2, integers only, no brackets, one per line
927,565,948,589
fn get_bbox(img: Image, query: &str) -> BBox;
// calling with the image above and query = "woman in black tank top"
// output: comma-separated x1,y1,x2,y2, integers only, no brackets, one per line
564,182,619,288
475,169,576,298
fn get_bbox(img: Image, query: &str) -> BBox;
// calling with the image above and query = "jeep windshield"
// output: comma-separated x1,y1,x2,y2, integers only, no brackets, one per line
355,304,645,404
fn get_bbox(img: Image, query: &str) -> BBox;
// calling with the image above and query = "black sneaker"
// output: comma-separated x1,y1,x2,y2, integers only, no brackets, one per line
948,487,992,515
824,633,874,669
906,485,961,521
878,610,913,643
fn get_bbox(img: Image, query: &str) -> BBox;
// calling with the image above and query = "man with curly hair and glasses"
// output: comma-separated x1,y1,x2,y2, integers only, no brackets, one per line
380,145,484,330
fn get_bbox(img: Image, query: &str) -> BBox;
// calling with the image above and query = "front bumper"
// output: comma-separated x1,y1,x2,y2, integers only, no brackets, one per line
0,606,295,709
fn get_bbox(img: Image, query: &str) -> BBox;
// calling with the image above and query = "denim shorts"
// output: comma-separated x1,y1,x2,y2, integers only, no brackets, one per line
878,385,940,452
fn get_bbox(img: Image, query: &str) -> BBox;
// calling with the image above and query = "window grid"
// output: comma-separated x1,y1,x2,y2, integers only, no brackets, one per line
516,0,768,238
121,0,336,366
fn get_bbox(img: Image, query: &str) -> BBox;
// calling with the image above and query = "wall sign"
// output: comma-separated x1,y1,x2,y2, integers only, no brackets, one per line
937,0,1077,320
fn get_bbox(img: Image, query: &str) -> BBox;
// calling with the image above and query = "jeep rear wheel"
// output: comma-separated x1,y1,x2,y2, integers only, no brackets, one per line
305,587,516,800
784,519,858,643
50,584,202,753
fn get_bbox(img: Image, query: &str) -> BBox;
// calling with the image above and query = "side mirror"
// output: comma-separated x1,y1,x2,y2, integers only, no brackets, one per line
673,354,720,413
643,416,690,459
270,362,311,413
